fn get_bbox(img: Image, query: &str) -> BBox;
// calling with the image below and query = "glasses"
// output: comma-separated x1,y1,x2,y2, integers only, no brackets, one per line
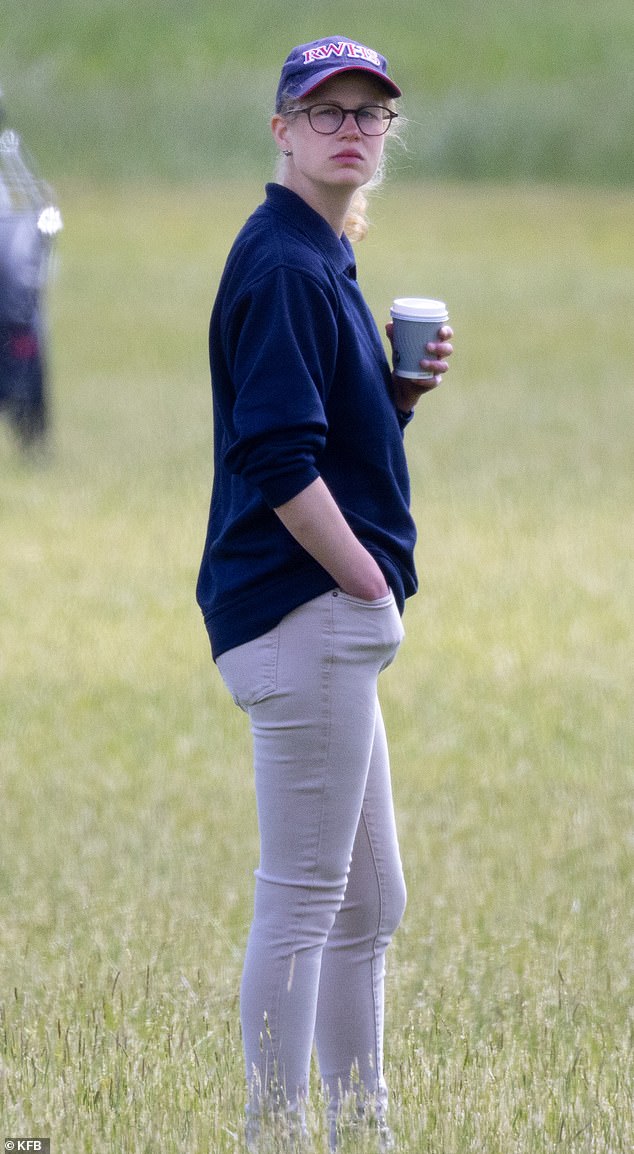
288,102,398,137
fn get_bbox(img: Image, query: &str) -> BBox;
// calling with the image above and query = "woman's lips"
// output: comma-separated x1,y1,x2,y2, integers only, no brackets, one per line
332,149,365,162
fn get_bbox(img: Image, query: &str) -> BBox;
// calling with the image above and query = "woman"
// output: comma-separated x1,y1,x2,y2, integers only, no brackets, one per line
196,36,453,1149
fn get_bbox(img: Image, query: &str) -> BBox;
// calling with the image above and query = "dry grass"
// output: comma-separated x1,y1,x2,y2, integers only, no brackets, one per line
1,181,632,1151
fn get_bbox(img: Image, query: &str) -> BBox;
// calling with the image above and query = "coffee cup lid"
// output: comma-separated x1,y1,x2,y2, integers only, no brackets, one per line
391,297,448,320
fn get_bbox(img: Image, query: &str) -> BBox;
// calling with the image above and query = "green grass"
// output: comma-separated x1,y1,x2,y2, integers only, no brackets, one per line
1,180,633,1151
1,0,633,183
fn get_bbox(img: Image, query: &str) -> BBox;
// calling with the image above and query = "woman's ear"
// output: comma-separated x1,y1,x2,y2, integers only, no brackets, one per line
271,114,291,152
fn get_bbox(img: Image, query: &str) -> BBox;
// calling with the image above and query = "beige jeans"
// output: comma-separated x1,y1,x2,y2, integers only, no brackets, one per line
217,588,407,1142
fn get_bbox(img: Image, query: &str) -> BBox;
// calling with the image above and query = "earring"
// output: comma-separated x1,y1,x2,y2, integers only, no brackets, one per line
282,149,293,157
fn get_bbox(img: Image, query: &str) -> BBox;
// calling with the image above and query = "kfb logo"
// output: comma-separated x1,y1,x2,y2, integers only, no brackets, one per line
5,1142,50,1152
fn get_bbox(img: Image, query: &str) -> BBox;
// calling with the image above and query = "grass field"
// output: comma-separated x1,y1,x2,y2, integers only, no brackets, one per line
1,179,633,1151
2,0,634,183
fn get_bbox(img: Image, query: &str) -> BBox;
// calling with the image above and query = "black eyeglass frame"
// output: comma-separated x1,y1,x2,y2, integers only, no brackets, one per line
286,102,398,137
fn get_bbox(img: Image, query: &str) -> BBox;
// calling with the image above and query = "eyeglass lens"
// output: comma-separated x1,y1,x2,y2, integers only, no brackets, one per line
306,104,395,136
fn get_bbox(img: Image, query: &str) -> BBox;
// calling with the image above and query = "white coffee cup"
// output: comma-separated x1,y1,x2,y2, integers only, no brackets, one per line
390,297,449,380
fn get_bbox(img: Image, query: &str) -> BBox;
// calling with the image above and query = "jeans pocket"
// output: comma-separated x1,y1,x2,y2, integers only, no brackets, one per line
217,627,279,712
333,589,404,668
336,590,395,609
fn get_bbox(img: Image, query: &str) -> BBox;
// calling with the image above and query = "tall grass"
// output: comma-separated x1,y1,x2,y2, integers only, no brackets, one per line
1,177,633,1150
1,0,633,183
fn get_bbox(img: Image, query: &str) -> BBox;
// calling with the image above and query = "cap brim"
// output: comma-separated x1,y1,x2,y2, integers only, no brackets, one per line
298,65,402,102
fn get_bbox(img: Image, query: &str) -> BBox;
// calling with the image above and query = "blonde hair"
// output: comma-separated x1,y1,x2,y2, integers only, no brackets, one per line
345,188,371,243
276,93,401,244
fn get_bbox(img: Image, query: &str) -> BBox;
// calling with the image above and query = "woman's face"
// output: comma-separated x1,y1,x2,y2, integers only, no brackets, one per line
273,73,392,197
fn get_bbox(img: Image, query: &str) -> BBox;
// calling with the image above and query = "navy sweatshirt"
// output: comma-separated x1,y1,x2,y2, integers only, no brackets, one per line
197,183,418,659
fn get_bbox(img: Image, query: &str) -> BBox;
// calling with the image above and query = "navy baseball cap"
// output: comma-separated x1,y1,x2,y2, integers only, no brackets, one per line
275,37,401,112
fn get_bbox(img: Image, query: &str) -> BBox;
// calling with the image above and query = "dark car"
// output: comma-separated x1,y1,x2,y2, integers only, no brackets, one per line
0,117,61,449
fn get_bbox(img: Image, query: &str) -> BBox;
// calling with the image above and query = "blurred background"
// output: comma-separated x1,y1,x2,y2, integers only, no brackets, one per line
2,0,633,186
1,5,632,1149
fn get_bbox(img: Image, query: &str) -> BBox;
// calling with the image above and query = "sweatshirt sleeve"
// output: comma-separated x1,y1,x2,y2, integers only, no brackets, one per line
222,266,337,508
